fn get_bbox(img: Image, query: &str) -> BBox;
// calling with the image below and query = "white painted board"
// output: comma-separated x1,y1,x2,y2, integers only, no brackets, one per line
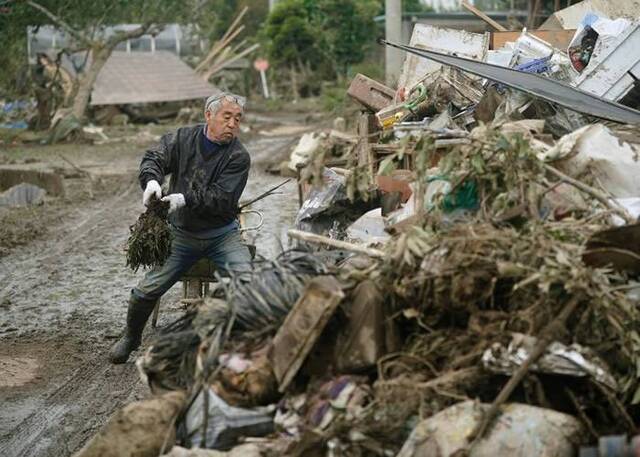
573,22,640,101
397,24,490,90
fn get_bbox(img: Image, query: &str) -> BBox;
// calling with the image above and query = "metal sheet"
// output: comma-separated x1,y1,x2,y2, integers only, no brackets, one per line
397,24,490,90
541,0,640,30
482,333,618,390
381,39,640,125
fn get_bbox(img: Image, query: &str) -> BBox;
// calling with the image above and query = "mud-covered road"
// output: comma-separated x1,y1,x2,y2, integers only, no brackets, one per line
0,113,312,456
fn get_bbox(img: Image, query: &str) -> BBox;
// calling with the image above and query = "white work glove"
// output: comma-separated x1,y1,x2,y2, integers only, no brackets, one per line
142,180,162,206
161,193,186,214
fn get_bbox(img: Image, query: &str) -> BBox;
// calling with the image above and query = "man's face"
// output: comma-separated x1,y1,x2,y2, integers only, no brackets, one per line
205,100,243,143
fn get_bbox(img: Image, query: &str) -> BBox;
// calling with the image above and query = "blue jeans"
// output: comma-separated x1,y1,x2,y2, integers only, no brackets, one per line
131,227,251,304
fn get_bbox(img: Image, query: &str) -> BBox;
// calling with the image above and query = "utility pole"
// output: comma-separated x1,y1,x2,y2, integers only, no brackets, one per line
385,0,402,86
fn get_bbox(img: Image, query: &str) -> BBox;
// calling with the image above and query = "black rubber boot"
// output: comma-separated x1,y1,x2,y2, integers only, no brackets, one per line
109,296,156,364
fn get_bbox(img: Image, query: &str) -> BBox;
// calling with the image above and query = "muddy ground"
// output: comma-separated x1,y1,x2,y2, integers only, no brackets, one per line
0,110,319,457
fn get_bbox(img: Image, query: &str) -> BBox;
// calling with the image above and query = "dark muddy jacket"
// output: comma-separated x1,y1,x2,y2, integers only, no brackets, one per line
139,124,250,232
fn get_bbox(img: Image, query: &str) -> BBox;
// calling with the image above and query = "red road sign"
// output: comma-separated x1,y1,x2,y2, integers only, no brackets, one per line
253,58,269,72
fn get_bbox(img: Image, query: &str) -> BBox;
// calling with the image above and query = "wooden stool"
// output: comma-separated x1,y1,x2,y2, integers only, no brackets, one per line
150,258,217,328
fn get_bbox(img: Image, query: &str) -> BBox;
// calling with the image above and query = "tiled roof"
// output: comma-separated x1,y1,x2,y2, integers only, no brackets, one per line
91,51,219,106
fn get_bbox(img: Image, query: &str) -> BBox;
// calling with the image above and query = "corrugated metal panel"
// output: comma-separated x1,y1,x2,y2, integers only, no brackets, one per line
382,39,640,124
90,51,219,106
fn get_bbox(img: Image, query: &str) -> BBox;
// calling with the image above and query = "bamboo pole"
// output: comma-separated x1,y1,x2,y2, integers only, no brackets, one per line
210,38,247,70
195,6,248,72
202,43,260,80
219,6,249,44
287,229,385,258
195,25,245,73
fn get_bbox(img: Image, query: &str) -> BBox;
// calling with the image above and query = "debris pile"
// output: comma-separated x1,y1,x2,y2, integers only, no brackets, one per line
136,251,328,392
115,131,640,456
77,3,640,457
0,100,34,130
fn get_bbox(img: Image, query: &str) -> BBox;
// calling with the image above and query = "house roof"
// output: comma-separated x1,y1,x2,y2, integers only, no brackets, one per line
90,51,219,106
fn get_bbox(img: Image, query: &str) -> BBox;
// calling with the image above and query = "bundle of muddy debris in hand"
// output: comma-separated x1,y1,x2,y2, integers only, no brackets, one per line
126,197,173,272
74,4,640,457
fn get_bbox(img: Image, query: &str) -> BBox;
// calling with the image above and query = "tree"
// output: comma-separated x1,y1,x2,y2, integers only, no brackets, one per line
311,0,378,76
262,0,378,91
261,0,320,98
1,0,216,121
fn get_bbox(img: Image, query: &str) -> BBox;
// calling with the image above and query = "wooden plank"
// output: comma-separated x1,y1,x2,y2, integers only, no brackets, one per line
270,276,345,392
356,112,375,177
372,138,469,154
366,114,377,175
490,30,576,50
186,280,202,298
462,0,507,32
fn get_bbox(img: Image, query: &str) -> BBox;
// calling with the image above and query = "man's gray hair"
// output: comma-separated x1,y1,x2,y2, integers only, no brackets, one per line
204,92,246,115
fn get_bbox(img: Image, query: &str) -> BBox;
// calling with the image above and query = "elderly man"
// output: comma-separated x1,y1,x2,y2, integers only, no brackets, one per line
109,92,252,364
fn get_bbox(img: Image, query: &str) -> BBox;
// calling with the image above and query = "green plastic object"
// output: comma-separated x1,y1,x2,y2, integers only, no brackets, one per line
426,176,479,213
404,84,428,112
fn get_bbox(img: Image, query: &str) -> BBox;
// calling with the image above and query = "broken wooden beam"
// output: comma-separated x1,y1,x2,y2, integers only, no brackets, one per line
270,276,345,392
462,0,507,31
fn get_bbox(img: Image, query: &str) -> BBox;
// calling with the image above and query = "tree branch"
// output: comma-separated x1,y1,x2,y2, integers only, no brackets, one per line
467,295,582,450
543,164,635,224
24,0,90,46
